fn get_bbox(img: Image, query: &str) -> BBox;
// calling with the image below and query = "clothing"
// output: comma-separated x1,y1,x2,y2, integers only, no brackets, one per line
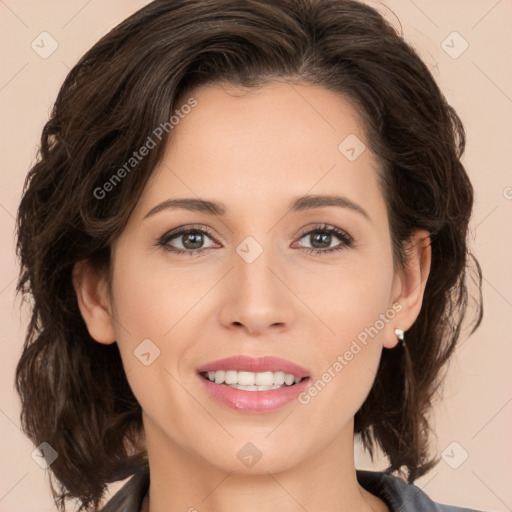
100,463,483,512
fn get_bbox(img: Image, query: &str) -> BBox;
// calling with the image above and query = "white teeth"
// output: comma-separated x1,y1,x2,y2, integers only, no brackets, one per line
204,370,303,387
274,371,286,385
231,384,278,391
224,370,238,384
238,371,255,386
255,371,273,386
284,373,295,385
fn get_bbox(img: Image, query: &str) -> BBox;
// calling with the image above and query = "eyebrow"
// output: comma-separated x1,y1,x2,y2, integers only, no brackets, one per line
144,194,370,221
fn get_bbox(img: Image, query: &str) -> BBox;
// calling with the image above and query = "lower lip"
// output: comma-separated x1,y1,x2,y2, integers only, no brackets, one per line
197,374,311,413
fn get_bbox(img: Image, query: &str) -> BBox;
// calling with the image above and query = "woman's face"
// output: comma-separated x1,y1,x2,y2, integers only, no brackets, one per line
106,81,406,473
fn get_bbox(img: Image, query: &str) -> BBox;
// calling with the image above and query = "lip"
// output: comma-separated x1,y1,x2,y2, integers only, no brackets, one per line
196,355,312,414
196,355,311,379
197,373,311,413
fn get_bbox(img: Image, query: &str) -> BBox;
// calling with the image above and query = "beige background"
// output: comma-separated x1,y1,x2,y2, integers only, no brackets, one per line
1,1,511,511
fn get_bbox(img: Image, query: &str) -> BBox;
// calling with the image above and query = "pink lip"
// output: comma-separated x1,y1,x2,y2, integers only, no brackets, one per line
196,355,312,414
197,373,311,413
196,355,310,379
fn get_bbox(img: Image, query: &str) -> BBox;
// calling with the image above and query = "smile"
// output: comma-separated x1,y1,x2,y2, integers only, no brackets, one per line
195,355,312,413
200,370,306,391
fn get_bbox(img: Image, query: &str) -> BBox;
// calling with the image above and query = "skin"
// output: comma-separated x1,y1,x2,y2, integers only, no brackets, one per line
73,81,431,512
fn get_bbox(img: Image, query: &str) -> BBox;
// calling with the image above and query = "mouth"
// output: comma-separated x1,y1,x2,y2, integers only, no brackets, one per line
195,355,312,412
196,355,311,386
198,370,310,391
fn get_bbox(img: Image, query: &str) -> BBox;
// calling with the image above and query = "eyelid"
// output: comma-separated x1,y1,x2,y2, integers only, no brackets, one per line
295,223,353,243
158,224,220,249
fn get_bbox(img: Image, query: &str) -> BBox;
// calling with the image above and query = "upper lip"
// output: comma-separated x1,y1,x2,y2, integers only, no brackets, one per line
196,355,310,379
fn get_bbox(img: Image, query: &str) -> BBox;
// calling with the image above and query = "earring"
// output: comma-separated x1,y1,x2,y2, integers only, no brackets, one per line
394,328,405,342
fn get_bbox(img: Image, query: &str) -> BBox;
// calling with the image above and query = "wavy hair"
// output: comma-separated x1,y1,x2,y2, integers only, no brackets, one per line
15,0,483,510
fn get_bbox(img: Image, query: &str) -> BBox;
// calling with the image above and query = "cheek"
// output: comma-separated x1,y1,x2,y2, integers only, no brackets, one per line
107,248,213,405
110,247,202,341
300,253,394,407
303,249,394,342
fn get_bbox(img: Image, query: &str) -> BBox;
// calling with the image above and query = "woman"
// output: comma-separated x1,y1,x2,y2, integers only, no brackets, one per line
15,0,484,511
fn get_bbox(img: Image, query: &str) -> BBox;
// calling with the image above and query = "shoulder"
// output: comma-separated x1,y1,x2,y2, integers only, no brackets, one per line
100,464,150,512
102,465,485,512
356,469,485,512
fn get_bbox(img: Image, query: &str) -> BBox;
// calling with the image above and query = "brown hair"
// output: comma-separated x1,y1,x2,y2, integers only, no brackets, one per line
15,0,483,510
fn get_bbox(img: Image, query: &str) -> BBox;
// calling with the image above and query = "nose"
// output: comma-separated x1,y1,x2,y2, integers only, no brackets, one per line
217,246,295,336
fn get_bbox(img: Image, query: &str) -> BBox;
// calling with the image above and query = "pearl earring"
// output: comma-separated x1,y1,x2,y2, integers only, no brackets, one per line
394,328,405,341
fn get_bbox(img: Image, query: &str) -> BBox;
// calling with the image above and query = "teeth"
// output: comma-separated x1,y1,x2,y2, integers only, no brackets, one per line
203,370,303,387
284,373,295,386
231,384,280,391
214,370,225,384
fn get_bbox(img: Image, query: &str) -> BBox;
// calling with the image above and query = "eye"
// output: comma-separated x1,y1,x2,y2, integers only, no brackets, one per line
157,223,354,256
294,224,353,255
157,225,218,255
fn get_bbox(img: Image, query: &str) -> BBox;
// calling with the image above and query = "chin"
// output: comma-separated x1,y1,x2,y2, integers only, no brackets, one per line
197,440,304,475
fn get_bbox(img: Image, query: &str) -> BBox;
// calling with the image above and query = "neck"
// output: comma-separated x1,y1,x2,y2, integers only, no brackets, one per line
141,414,387,512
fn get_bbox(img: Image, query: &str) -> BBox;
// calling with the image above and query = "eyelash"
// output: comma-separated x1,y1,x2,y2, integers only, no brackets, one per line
156,223,354,256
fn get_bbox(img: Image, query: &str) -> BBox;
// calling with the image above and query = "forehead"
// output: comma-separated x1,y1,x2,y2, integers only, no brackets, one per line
134,81,385,221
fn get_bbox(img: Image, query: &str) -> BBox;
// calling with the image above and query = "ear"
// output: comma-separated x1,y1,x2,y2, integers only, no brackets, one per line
72,259,116,344
383,229,432,349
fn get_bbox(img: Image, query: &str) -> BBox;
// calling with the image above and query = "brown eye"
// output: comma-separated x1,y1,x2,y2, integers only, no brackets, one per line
158,227,217,255
295,225,353,255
